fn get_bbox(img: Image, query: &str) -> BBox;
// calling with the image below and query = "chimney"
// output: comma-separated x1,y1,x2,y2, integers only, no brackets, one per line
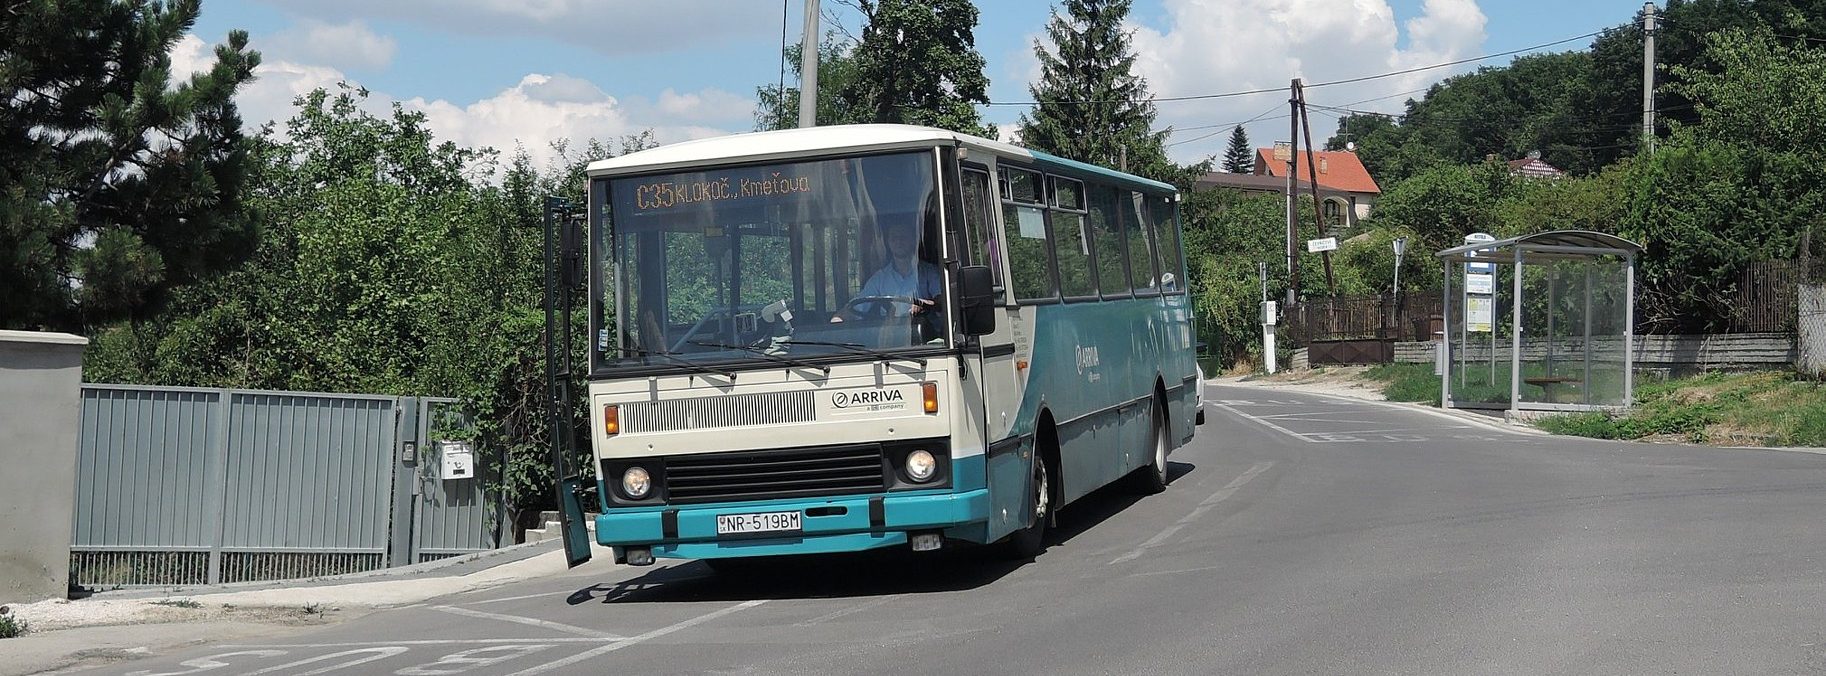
1319,157,1329,174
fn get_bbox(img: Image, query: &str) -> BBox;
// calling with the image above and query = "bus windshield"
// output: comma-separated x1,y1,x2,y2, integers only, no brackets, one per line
597,150,947,371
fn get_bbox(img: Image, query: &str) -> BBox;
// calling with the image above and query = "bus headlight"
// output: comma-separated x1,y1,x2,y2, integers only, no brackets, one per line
906,450,937,483
622,466,652,499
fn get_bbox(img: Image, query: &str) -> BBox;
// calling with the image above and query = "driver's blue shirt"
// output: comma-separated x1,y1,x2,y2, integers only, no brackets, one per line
859,260,943,315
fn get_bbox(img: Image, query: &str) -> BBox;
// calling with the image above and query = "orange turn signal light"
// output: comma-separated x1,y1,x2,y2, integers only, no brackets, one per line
922,382,939,414
603,404,620,436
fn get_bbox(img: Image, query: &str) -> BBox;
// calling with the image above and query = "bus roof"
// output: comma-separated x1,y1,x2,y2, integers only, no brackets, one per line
585,124,1175,193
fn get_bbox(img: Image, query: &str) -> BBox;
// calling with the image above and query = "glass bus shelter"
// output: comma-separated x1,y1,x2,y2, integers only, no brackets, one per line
1437,230,1642,413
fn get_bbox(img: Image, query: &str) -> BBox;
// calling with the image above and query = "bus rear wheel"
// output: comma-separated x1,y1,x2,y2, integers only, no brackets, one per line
999,453,1050,560
1128,402,1169,495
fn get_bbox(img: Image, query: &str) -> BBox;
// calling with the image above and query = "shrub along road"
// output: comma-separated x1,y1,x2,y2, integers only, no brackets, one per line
62,384,1826,675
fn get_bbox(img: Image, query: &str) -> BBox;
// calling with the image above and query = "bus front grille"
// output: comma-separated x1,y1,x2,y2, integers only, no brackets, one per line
663,444,885,503
622,391,815,433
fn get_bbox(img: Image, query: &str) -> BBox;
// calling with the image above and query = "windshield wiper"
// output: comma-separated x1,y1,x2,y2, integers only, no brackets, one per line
688,341,830,374
616,346,736,380
778,340,927,368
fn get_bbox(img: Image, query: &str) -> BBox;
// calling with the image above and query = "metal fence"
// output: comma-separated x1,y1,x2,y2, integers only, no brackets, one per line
1800,284,1826,379
72,386,504,587
1728,259,1826,333
1281,292,1445,345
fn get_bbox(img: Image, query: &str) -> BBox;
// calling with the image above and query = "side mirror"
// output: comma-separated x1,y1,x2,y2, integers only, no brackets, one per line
957,265,997,336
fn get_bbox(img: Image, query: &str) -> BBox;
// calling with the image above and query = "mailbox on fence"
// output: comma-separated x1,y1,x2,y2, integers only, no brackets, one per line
438,440,475,480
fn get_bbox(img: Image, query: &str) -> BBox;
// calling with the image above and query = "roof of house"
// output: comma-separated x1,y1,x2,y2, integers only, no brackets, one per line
1506,157,1565,178
1253,149,1381,194
1194,171,1355,199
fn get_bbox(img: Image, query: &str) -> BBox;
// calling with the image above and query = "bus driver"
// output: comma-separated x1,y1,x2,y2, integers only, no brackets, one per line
833,212,941,321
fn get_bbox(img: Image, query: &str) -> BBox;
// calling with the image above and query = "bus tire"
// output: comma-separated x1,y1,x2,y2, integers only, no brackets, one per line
999,448,1051,561
1128,400,1169,495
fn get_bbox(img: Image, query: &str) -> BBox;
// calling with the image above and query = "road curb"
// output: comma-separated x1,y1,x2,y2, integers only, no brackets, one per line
1208,378,1548,437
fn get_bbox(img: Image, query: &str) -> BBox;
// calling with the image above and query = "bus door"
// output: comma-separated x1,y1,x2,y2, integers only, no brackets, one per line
958,162,1028,539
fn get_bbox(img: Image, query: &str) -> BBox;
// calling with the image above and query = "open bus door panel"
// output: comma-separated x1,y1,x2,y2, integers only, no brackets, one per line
546,196,593,568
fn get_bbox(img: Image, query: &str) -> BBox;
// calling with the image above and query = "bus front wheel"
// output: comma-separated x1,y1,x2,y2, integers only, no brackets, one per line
999,451,1051,560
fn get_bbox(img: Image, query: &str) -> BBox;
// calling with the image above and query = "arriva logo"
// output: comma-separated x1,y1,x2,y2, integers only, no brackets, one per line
1076,345,1101,374
832,390,905,409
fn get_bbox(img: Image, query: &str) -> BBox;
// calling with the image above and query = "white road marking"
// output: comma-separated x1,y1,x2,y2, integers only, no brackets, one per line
1212,404,1316,442
795,594,902,626
462,590,578,606
430,605,623,639
1298,426,1472,435
1111,462,1274,565
224,639,614,648
501,600,767,676
1127,564,1226,578
1253,410,1373,419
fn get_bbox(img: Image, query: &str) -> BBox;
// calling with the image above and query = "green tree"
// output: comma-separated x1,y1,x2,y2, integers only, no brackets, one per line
1,0,261,330
1221,126,1253,173
1017,0,1170,177
838,0,993,135
753,36,864,131
1666,27,1826,153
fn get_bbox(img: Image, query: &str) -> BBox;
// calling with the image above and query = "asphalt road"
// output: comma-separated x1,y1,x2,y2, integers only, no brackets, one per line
69,385,1826,675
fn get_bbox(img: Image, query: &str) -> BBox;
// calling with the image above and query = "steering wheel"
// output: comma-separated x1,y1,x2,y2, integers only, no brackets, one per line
842,295,919,320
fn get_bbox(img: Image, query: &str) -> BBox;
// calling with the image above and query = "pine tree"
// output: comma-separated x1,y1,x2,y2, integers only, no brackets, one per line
1016,0,1174,180
838,0,993,136
1222,126,1254,173
1,0,261,330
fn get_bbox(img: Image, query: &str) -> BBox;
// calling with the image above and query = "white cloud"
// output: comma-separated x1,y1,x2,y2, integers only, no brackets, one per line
255,0,779,56
169,35,351,132
399,74,739,168
1127,0,1488,164
265,20,398,71
175,34,752,172
653,88,756,125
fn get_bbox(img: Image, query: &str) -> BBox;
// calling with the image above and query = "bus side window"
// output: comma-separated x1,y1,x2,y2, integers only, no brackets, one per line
1126,190,1160,295
1149,195,1184,292
999,166,1056,303
1049,176,1096,300
960,167,1003,291
1088,183,1131,298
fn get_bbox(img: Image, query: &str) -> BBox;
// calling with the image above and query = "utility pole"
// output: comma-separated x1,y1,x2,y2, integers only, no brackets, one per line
1285,78,1301,307
1641,2,1657,152
1296,81,1334,294
798,0,821,129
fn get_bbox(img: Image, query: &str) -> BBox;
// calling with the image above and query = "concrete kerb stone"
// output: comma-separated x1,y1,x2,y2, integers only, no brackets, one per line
91,539,559,602
1209,376,1549,437
10,540,607,639
1212,376,1826,456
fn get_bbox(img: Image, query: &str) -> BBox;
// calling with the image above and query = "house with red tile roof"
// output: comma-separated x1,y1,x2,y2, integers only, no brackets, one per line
1505,151,1565,179
1194,148,1382,229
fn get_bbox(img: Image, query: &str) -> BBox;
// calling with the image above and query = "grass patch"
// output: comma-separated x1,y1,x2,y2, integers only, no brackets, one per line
1364,363,1440,405
1538,371,1826,446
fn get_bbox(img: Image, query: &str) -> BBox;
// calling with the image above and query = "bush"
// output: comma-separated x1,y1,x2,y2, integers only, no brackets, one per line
0,613,28,639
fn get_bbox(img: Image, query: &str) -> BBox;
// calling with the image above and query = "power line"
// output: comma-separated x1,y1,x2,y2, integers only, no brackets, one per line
981,29,1606,108
1165,103,1287,146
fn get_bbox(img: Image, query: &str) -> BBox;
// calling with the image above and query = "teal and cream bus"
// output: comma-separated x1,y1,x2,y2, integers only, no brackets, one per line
561,124,1200,568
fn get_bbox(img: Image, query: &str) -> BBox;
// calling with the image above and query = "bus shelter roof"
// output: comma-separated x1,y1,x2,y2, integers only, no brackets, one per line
1436,230,1643,264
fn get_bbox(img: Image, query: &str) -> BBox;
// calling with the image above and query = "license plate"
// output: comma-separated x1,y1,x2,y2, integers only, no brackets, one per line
716,511,802,535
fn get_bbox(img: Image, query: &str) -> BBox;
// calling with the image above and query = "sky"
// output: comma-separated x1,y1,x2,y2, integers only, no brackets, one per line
181,0,1642,172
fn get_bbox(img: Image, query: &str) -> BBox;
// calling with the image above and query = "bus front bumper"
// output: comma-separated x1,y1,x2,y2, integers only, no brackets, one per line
595,489,990,560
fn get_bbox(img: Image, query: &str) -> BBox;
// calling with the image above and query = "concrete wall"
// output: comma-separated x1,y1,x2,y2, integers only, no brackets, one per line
0,330,87,603
1390,333,1796,371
